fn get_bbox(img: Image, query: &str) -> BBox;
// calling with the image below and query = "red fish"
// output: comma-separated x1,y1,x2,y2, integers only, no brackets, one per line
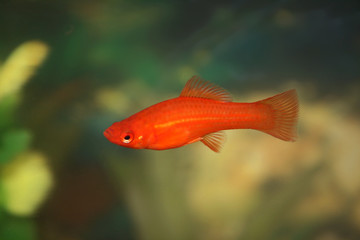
104,76,298,152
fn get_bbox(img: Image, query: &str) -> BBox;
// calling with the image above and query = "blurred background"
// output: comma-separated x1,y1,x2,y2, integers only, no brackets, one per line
0,0,360,239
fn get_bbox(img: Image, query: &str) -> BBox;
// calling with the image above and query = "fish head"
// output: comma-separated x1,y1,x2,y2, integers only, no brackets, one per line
103,120,150,149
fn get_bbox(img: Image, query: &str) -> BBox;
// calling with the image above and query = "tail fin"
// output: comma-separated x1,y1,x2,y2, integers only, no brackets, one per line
258,89,299,141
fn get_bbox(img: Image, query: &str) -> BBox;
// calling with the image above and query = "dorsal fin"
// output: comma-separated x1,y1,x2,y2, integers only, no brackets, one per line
180,76,232,102
201,131,225,153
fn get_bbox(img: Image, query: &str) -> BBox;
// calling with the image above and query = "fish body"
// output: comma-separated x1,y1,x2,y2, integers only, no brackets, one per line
104,76,298,152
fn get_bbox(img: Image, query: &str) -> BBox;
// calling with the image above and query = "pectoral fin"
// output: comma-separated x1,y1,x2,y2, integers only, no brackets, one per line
200,131,225,153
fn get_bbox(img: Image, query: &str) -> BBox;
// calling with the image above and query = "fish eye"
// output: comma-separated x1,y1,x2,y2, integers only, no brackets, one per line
121,132,133,144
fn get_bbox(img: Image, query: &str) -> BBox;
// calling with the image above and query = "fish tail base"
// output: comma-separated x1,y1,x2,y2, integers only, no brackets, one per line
258,89,299,141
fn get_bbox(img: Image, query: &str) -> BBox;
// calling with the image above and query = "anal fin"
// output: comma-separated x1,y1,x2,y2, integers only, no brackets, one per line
201,131,225,153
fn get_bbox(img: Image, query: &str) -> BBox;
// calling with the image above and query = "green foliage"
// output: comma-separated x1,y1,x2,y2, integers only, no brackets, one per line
0,93,30,165
0,95,20,131
0,217,36,240
0,182,4,213
0,129,31,165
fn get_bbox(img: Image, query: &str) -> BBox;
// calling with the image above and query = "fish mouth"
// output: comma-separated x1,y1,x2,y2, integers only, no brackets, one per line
103,128,113,139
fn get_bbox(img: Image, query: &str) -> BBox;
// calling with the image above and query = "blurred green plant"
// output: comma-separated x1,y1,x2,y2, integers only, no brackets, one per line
0,129,31,165
0,95,19,131
0,41,52,240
